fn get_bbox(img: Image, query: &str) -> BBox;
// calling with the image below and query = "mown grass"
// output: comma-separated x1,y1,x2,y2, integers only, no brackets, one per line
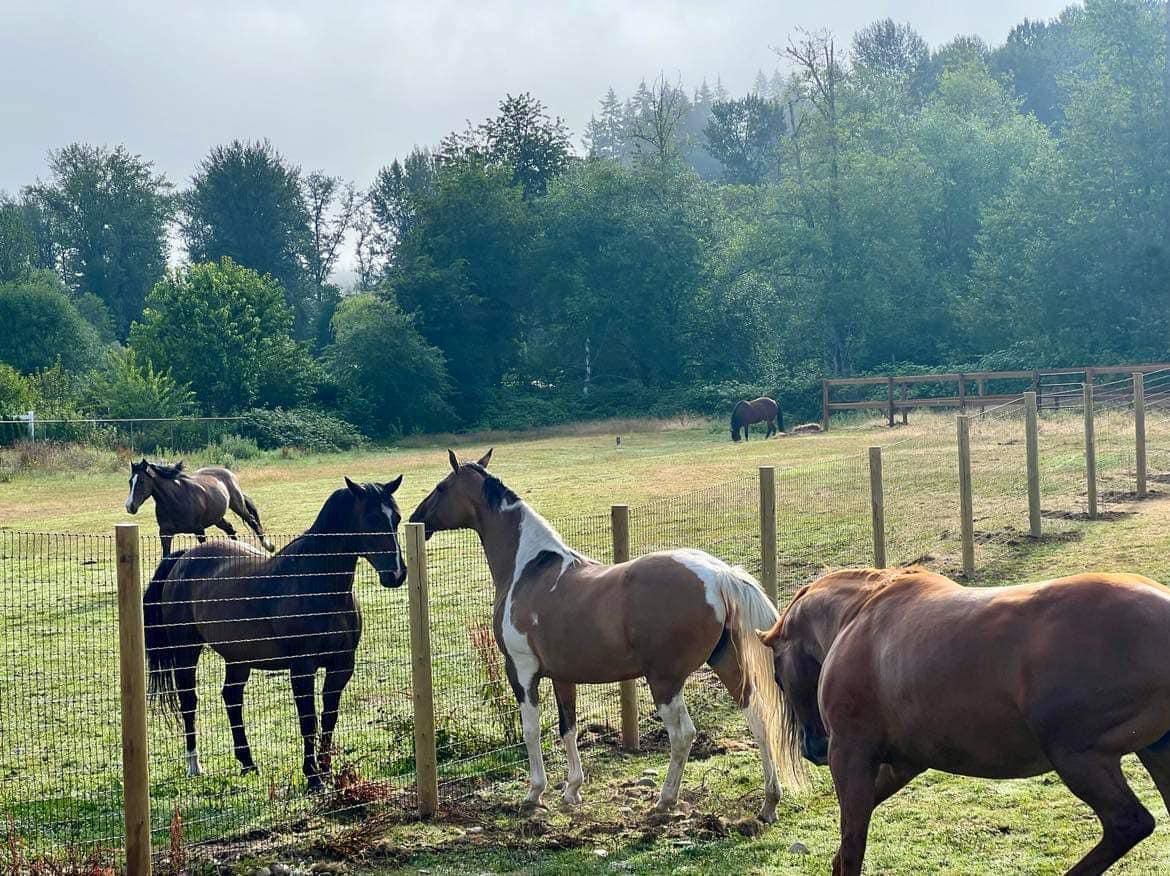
2,408,1170,872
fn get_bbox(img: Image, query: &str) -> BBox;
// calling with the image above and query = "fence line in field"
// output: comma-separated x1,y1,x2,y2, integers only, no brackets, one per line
0,377,1162,870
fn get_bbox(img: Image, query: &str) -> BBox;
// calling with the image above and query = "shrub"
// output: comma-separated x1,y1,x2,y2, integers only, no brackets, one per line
0,271,105,373
84,348,196,420
0,364,33,418
239,407,364,452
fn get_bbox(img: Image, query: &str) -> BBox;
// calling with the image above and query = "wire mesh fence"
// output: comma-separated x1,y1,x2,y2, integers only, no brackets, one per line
2,390,1165,866
0,417,247,454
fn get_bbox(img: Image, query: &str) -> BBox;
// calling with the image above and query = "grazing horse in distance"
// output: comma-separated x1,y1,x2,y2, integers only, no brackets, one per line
143,476,407,790
731,397,783,442
410,449,801,821
124,459,274,555
762,566,1170,875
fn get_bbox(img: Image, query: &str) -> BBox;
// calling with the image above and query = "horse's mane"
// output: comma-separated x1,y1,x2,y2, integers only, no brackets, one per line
150,461,185,479
466,463,520,511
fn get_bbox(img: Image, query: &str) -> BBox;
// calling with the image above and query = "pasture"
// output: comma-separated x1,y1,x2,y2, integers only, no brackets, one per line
3,409,1170,873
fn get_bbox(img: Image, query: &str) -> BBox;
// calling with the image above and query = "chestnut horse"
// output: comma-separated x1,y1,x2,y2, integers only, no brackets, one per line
410,450,800,820
730,397,783,442
762,567,1170,876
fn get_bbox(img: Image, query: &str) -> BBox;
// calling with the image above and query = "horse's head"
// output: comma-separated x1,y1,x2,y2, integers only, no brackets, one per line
409,448,494,538
331,475,408,588
125,458,154,514
760,584,831,766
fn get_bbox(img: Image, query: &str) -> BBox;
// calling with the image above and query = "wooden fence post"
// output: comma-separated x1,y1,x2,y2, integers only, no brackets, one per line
958,374,967,412
758,467,778,605
611,505,639,753
115,523,151,876
886,377,895,427
1024,392,1041,538
1084,382,1098,519
957,416,975,579
900,382,908,425
821,380,830,432
405,522,438,817
868,447,886,568
1135,372,1147,498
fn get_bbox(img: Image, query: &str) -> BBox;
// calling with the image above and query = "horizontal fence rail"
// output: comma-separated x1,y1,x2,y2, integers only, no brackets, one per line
1,379,1164,868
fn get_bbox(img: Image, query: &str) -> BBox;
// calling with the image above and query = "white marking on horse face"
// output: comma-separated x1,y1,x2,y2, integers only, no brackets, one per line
531,612,539,626
125,474,138,512
381,503,402,577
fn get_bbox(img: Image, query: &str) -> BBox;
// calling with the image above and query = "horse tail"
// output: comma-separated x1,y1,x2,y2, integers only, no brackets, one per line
242,493,275,552
144,552,185,719
719,565,808,790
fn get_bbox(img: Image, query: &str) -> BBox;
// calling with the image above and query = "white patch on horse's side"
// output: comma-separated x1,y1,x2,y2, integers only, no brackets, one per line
381,503,403,577
125,474,138,512
670,549,779,630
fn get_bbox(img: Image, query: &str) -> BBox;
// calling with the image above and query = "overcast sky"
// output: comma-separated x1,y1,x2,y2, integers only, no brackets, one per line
2,0,1074,197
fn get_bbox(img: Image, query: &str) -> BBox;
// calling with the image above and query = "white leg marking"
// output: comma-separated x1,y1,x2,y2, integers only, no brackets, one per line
186,749,203,778
125,474,138,513
655,693,695,811
746,706,780,822
563,725,583,804
520,698,547,805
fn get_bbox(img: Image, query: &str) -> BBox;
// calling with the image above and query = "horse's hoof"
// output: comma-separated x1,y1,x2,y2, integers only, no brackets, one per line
756,809,777,825
240,764,258,776
644,809,671,827
519,799,547,815
562,788,583,805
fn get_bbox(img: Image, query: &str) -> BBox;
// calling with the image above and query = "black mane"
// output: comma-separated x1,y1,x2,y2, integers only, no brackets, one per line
468,464,520,511
303,488,358,534
150,461,185,479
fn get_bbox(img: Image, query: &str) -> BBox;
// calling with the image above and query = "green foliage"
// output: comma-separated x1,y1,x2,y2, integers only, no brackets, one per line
25,143,172,337
130,258,295,414
0,198,36,283
83,348,196,419
180,140,310,330
239,407,364,452
703,95,787,184
326,293,452,436
0,363,33,418
0,272,105,373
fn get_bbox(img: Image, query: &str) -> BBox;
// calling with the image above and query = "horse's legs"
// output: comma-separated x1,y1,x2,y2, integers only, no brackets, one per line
552,679,583,804
873,762,922,806
1048,749,1154,875
289,660,322,791
174,656,202,777
160,532,174,557
319,660,355,781
234,492,274,552
1137,733,1170,814
766,419,776,438
708,647,780,822
222,663,256,773
214,519,239,540
194,529,206,544
646,677,695,813
828,742,879,876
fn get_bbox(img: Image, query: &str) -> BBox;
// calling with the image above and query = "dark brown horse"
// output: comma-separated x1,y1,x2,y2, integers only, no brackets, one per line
124,459,273,555
144,476,407,790
731,397,783,441
410,450,800,820
762,567,1170,875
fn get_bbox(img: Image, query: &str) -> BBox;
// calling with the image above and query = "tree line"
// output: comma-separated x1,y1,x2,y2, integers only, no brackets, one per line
1,1,1167,439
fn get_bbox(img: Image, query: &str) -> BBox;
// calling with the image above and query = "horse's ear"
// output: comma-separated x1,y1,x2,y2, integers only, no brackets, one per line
385,474,403,494
344,476,364,497
448,449,459,472
477,448,493,468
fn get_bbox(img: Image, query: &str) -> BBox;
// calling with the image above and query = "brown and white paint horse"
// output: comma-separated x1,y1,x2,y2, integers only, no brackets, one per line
763,567,1170,875
410,450,800,819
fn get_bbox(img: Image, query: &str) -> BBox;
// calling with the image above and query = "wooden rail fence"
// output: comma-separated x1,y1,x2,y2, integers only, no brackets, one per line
820,362,1170,430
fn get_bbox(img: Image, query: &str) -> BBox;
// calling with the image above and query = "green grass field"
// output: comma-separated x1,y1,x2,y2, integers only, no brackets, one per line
4,408,1170,873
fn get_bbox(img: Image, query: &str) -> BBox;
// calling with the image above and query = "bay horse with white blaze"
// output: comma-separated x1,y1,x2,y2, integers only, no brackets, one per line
762,566,1170,876
409,450,800,819
730,397,783,441
125,459,274,555
143,476,407,790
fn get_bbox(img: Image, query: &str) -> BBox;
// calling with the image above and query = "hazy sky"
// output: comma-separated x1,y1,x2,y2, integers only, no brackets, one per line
2,0,1072,195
